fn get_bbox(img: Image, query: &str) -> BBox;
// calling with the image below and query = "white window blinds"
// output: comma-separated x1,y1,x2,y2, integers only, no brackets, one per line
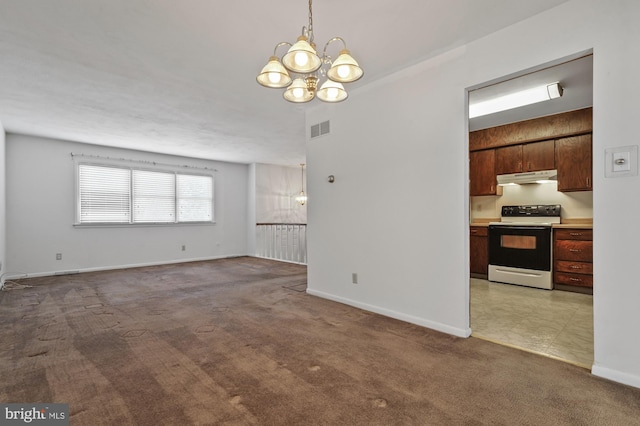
177,174,213,222
78,165,131,223
77,164,214,224
133,170,176,223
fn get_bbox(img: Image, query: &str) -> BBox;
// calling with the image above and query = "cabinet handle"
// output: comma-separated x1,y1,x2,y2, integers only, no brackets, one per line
569,249,582,253
569,278,583,282
570,265,582,270
569,232,583,236
587,177,590,187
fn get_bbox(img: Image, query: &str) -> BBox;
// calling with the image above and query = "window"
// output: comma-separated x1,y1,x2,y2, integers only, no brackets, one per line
133,170,176,223
77,164,214,224
177,174,213,222
78,165,131,223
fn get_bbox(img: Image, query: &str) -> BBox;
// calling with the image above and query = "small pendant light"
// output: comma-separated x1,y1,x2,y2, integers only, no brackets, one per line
295,164,308,206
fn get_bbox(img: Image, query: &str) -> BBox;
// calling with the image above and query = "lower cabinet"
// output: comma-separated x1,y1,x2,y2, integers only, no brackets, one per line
470,226,488,277
554,228,593,291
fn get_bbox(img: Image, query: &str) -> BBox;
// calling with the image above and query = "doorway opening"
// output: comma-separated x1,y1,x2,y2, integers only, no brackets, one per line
467,52,594,368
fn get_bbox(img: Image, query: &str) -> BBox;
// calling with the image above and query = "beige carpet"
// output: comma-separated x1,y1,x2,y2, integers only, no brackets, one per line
1,257,639,425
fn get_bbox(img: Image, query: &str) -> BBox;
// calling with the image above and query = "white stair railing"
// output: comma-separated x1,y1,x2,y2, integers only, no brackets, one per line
256,223,307,264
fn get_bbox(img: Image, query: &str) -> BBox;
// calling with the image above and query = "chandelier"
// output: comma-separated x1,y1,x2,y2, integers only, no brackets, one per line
256,0,363,103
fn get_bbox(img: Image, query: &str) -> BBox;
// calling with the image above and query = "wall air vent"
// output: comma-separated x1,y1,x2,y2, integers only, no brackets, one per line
310,120,330,139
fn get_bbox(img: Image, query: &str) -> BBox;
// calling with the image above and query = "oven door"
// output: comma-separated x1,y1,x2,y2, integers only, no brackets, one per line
488,224,552,271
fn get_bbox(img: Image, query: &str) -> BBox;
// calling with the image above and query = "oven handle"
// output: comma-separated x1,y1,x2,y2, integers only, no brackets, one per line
488,225,551,231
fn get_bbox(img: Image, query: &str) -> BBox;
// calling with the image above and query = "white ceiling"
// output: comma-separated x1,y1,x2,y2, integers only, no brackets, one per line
0,0,571,165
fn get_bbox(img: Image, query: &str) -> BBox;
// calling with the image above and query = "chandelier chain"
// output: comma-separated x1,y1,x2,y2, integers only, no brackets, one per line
308,0,314,41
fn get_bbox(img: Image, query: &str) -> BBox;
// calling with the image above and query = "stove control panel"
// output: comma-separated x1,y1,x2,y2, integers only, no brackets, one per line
501,204,561,217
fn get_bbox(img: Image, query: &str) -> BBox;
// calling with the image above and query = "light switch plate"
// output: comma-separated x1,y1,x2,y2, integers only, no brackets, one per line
612,151,631,172
605,145,638,178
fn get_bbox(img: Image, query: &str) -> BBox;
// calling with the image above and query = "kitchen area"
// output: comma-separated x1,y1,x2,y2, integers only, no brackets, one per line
468,54,594,367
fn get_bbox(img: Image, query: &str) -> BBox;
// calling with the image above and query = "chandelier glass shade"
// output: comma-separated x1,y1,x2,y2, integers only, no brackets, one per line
326,49,364,83
256,56,293,88
316,79,347,102
282,36,323,74
295,190,307,205
284,77,316,103
256,0,363,103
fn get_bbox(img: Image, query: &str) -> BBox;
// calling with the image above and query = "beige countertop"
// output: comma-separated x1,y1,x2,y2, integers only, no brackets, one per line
470,218,498,227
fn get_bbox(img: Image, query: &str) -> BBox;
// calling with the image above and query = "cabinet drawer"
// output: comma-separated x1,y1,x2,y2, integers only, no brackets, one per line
555,229,592,241
555,260,593,275
470,226,488,237
555,240,593,261
555,272,593,288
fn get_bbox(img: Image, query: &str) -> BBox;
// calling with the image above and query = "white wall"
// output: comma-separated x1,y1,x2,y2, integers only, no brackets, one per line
307,46,471,338
306,0,640,388
248,163,308,262
255,163,307,224
0,121,5,286
5,134,248,277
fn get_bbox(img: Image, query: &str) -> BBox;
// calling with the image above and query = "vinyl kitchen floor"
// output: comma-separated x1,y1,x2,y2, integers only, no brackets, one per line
470,278,593,368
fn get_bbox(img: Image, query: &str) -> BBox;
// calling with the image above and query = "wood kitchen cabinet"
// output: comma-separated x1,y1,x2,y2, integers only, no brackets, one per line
470,226,488,277
495,140,555,175
523,140,556,171
556,134,592,191
469,108,592,151
470,149,496,196
554,228,593,291
495,144,522,175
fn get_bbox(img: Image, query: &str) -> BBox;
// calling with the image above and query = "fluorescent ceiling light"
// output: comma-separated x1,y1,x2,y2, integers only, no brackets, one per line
469,82,564,118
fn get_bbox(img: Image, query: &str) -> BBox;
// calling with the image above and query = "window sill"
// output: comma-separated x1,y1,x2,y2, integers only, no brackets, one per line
73,222,216,228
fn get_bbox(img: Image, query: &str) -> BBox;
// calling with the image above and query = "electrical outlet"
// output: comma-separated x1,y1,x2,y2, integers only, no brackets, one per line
181,245,186,251
56,253,62,260
352,273,358,284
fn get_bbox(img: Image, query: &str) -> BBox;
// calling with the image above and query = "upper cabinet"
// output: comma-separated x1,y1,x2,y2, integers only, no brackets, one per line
523,140,556,172
495,140,555,175
469,108,592,194
469,108,592,151
495,144,522,175
470,149,496,196
556,134,592,191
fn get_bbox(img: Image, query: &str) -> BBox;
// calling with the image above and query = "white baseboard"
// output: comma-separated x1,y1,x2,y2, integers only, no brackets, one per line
592,364,640,389
3,254,246,281
306,288,472,338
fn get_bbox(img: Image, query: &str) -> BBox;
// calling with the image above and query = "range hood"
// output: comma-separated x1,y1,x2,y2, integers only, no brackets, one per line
497,169,557,185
